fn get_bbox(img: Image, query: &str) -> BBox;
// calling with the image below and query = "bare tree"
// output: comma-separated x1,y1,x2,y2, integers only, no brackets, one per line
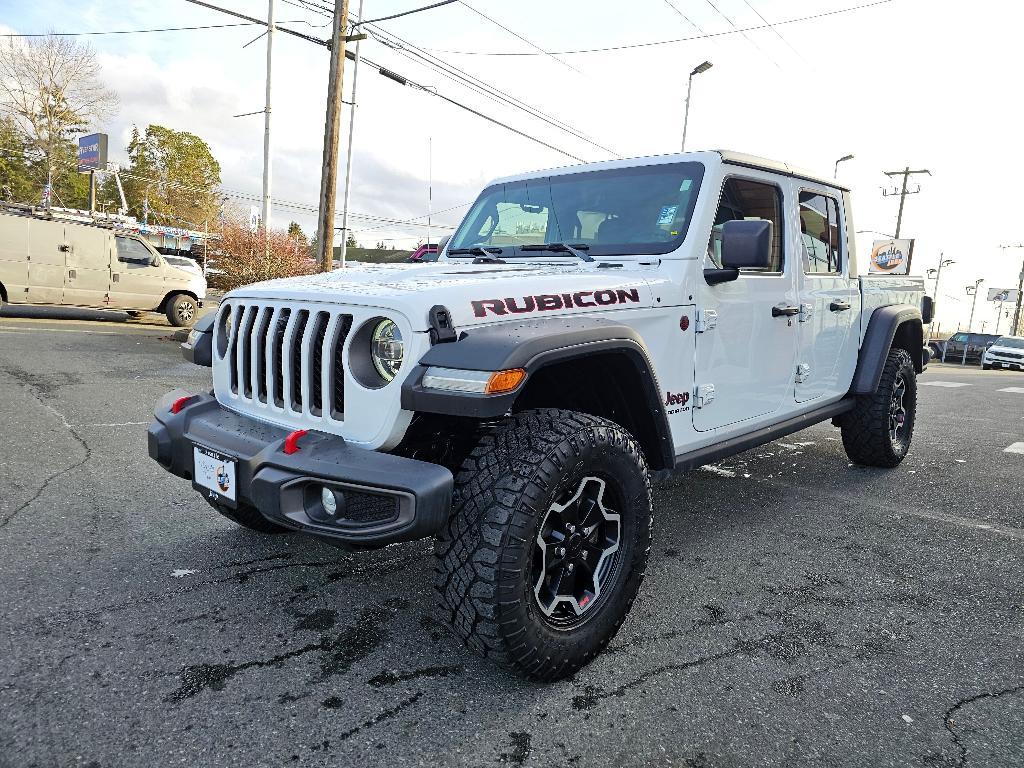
0,34,117,189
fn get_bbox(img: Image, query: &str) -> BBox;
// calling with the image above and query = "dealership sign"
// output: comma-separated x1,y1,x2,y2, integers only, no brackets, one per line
77,133,108,171
987,287,1020,303
869,238,914,274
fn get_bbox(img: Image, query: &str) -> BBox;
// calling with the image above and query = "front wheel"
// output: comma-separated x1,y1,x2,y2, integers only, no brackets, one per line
434,409,653,681
982,363,992,370
840,347,917,468
166,294,198,327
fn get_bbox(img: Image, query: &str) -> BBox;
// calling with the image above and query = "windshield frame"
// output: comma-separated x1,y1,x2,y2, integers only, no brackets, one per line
445,161,706,259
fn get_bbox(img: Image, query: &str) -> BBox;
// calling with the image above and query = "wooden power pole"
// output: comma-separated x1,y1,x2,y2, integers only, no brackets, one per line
316,0,351,273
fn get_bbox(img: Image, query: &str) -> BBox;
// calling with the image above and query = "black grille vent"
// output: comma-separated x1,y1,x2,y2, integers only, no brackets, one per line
271,308,290,407
290,310,309,410
342,491,400,525
229,303,245,394
254,307,273,403
309,312,329,416
332,315,354,417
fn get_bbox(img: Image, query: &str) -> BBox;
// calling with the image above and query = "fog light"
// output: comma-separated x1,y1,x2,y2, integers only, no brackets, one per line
321,487,338,516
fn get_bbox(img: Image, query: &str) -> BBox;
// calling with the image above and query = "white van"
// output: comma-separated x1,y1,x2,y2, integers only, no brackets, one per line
0,208,207,326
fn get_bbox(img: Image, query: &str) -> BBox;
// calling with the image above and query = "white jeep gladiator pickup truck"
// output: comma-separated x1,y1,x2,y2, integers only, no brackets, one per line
149,150,932,679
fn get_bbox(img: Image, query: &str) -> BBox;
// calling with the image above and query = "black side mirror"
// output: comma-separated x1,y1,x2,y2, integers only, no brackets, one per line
721,219,773,269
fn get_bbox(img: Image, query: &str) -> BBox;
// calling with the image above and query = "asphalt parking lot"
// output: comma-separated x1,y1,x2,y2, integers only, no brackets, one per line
1,309,1022,768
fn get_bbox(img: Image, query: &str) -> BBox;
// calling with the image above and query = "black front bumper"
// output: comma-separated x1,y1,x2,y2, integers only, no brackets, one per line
148,391,453,548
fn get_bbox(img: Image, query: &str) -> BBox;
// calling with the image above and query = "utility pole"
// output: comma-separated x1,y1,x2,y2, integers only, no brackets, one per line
317,0,351,272
963,279,984,365
1000,244,1024,336
261,0,275,262
882,166,930,238
337,0,365,269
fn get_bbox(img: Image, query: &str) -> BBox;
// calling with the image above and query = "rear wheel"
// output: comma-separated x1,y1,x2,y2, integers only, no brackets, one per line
434,409,653,681
206,498,290,534
166,294,198,327
840,347,917,468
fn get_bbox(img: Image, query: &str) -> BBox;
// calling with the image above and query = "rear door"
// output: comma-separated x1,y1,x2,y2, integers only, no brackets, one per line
63,223,111,307
793,188,860,402
693,172,799,432
0,213,30,301
109,236,166,310
26,218,65,304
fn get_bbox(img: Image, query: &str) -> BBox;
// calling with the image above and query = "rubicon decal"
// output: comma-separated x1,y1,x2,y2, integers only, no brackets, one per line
472,288,641,318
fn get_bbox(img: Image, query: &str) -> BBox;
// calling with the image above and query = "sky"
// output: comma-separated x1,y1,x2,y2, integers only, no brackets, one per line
1,0,1022,333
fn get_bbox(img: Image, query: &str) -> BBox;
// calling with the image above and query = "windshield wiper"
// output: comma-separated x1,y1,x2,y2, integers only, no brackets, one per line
518,242,594,262
448,246,504,258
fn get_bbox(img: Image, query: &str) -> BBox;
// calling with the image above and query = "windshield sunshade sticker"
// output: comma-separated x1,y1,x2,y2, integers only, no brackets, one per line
472,288,641,318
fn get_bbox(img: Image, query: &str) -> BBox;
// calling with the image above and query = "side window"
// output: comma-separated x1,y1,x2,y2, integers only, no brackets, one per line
799,191,842,274
116,236,154,263
706,178,784,271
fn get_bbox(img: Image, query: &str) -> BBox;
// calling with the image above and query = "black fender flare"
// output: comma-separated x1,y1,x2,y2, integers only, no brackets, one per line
401,317,674,468
849,304,923,395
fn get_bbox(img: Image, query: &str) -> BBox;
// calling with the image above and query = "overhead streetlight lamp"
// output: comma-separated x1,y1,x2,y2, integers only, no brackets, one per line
681,60,713,153
834,154,854,178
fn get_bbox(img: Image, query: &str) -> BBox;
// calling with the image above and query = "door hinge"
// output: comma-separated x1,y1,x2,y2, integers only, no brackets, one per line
795,363,811,383
799,303,813,323
695,309,718,333
695,383,716,408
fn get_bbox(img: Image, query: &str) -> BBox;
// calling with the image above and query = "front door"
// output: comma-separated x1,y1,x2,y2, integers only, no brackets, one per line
109,236,165,310
793,190,860,402
63,224,111,307
693,174,799,432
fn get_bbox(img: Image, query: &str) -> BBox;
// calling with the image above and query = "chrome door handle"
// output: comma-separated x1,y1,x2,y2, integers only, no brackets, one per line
772,305,800,317
112,273,120,282
830,300,851,312
68,269,76,279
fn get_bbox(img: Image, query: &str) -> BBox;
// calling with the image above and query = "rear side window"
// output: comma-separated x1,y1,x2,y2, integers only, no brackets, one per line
707,178,784,272
799,191,842,274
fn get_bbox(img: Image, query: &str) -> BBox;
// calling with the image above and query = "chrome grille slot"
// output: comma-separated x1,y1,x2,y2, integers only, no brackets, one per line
218,299,356,426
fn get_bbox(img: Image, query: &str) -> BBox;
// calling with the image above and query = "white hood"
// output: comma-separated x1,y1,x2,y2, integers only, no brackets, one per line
226,261,659,330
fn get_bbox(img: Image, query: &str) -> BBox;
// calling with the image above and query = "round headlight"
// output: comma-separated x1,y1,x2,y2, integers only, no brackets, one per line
370,319,404,382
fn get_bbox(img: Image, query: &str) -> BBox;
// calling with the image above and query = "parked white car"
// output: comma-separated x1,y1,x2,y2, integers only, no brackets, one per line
982,335,1024,370
150,150,931,679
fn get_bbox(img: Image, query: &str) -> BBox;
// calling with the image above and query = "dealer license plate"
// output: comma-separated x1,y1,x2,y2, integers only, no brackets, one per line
193,445,237,503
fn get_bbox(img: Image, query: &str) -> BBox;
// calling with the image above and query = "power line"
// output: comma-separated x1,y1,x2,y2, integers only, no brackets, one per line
355,0,457,26
426,0,893,56
455,0,580,74
661,0,707,35
701,0,780,68
0,22,270,37
737,0,805,60
366,24,619,157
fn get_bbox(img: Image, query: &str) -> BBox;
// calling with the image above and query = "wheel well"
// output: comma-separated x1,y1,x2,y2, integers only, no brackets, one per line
512,352,672,470
0,281,7,303
158,290,198,313
891,319,924,372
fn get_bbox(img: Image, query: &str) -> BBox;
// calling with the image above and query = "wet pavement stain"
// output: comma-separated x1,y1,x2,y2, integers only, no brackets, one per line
498,731,532,766
294,609,337,632
367,664,463,688
336,692,423,741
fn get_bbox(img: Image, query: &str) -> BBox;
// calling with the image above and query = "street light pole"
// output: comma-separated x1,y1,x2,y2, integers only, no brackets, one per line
962,279,984,366
337,0,365,269
681,61,712,152
926,255,955,337
834,154,854,178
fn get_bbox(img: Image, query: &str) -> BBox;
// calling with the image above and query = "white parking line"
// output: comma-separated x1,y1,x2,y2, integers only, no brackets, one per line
920,381,971,388
997,387,1024,394
1004,442,1024,455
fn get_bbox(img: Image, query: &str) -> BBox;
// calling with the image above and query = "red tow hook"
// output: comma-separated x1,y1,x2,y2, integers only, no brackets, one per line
283,429,309,455
170,395,197,414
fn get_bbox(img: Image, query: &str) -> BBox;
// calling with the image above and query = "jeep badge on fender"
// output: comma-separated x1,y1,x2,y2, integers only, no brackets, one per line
149,150,930,681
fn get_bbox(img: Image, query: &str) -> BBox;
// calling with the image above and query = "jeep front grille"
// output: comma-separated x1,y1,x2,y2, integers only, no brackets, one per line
218,302,354,422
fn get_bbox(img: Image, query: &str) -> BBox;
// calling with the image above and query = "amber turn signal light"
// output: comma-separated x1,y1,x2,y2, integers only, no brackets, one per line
485,368,527,394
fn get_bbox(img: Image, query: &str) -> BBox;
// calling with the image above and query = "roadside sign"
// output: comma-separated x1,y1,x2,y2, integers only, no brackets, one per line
869,239,914,274
77,133,108,171
987,288,1020,302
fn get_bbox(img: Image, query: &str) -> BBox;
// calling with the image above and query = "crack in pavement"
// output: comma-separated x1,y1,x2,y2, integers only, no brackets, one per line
0,366,92,529
943,683,1024,767
333,692,423,741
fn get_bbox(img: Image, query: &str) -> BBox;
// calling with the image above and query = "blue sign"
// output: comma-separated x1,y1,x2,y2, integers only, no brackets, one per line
77,133,108,171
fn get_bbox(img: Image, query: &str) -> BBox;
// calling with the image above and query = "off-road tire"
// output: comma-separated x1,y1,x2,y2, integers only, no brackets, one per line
166,294,198,327
840,347,917,468
434,408,653,681
207,498,290,534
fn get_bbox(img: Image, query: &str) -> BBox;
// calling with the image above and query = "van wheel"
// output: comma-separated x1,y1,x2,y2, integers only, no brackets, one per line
840,347,917,468
166,294,198,327
434,409,653,681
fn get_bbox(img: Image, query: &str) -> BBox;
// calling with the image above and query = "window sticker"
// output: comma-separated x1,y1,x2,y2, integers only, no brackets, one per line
680,179,693,191
657,205,679,226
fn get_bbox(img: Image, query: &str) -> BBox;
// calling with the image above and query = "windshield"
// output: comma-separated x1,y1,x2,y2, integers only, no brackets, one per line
994,336,1024,349
447,162,705,258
